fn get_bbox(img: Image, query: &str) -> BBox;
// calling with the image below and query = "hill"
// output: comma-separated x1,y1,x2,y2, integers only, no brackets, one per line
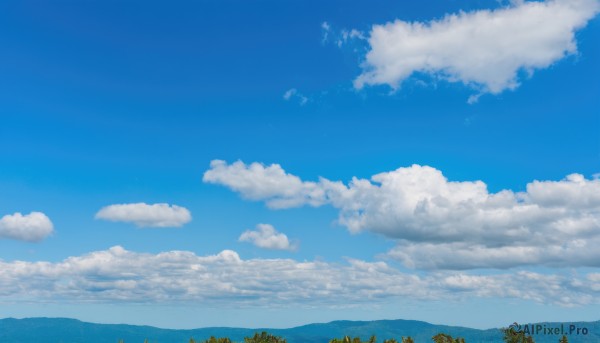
0,317,598,342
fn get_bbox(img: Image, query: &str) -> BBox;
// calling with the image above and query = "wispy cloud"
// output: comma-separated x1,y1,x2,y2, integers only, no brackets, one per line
283,88,308,106
0,246,597,307
321,21,367,48
0,212,53,242
321,21,331,44
204,160,600,270
353,0,600,100
95,203,191,228
239,223,298,251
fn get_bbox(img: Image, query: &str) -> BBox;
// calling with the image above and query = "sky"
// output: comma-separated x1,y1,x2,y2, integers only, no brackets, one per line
1,0,600,331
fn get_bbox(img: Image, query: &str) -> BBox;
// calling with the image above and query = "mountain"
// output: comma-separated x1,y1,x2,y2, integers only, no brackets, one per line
0,317,598,343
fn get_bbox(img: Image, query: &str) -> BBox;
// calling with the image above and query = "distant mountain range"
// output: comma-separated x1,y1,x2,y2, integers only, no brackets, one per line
0,317,598,343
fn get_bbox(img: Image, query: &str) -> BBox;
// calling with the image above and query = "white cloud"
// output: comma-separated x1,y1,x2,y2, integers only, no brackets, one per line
0,246,597,307
337,29,366,48
354,0,600,98
95,203,191,228
0,212,53,242
283,88,308,105
386,239,600,270
283,88,296,100
320,21,367,48
321,21,331,43
239,224,297,251
203,160,328,209
204,160,600,269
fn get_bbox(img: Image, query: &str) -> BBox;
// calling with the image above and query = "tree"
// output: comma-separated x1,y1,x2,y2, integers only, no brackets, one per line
401,338,414,343
559,335,568,343
244,331,286,343
383,339,399,343
330,335,376,343
197,336,232,343
432,333,452,343
432,333,466,343
502,327,535,343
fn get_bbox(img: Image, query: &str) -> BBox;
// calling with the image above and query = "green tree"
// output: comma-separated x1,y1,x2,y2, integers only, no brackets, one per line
401,338,414,343
384,339,399,343
433,333,452,343
502,327,535,343
559,335,568,343
244,331,286,343
201,336,233,343
330,335,376,343
432,333,466,343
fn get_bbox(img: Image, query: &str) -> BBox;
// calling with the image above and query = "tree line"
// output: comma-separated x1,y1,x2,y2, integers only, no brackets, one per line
119,327,571,343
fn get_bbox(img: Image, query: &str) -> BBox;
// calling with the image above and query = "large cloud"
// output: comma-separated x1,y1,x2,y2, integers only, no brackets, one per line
354,0,600,99
204,160,600,269
0,246,597,307
95,203,191,228
239,224,297,251
0,212,54,242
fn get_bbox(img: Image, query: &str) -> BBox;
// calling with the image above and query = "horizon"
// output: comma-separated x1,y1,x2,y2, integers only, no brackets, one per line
2,316,599,331
1,0,600,332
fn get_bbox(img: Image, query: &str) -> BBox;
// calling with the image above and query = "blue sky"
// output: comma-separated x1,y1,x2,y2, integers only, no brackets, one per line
1,0,600,330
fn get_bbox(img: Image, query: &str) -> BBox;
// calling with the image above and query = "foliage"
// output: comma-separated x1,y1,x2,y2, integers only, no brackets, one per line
244,331,286,343
330,335,378,343
558,335,568,343
432,333,466,343
202,337,233,343
330,335,418,343
501,327,535,343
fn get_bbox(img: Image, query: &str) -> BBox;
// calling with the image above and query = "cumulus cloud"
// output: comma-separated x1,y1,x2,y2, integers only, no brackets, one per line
95,203,191,228
283,88,308,105
203,160,328,209
0,212,53,242
0,246,597,307
204,160,600,269
239,224,297,251
354,0,600,98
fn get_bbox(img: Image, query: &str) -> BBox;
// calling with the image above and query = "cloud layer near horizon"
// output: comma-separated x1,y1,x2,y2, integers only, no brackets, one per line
204,160,600,270
354,0,600,99
0,212,54,242
0,246,598,307
95,203,191,228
